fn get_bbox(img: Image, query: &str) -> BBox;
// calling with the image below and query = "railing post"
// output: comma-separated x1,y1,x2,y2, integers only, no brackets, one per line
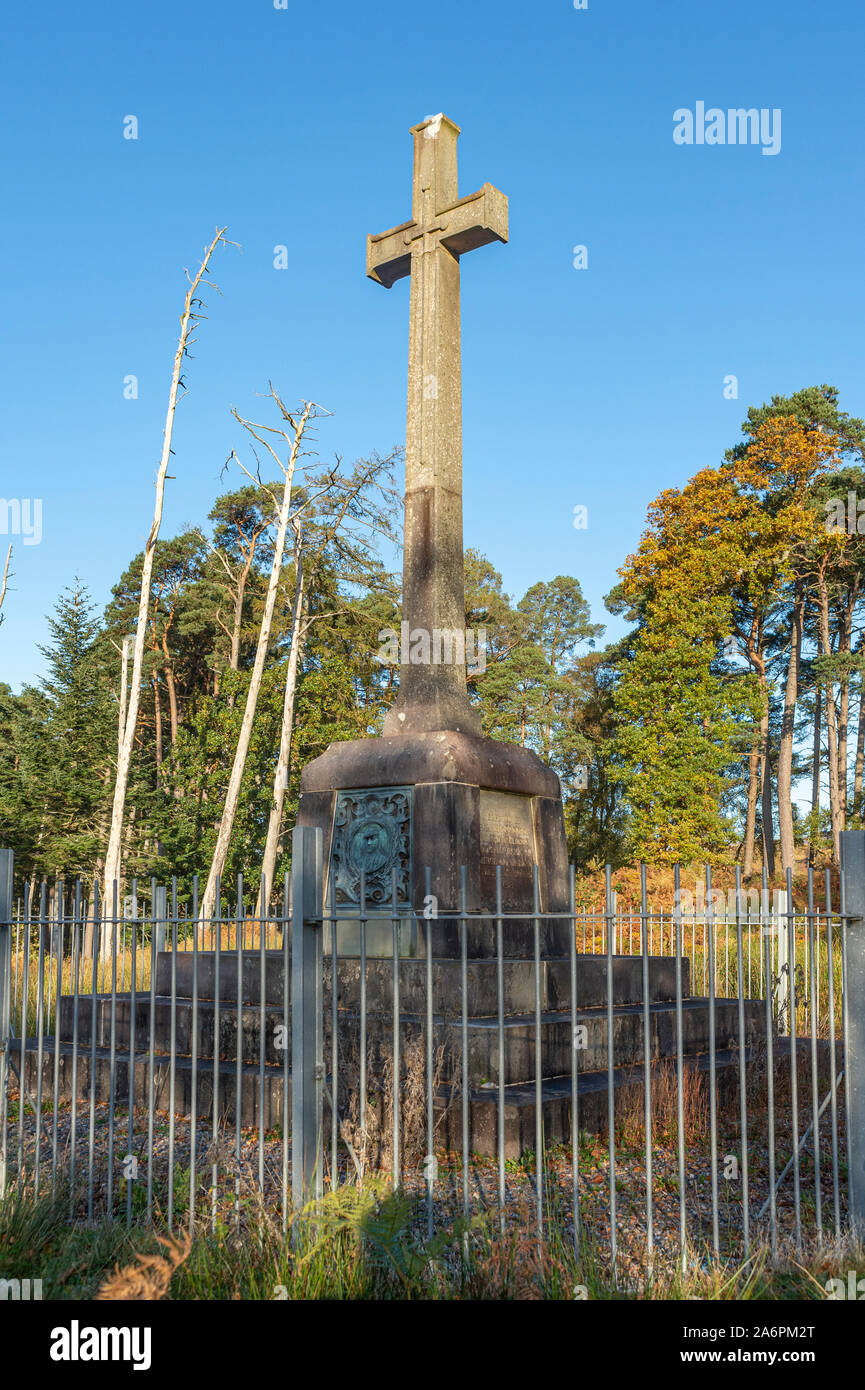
0,848,13,1198
291,824,323,1209
840,831,865,1233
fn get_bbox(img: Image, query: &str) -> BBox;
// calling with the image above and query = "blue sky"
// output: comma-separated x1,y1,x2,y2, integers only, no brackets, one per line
2,0,864,690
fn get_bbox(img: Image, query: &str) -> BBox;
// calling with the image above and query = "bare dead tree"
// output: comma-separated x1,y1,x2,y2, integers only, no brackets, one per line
198,392,317,925
258,519,305,906
256,452,402,910
112,632,132,760
201,506,274,679
0,545,12,626
103,228,230,909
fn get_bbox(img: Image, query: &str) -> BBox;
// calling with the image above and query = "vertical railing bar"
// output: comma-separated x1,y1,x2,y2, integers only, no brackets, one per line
14,881,30,1193
734,865,750,1256
258,874,267,1198
825,868,841,1238
211,876,222,1233
146,880,157,1226
34,881,47,1199
425,865,435,1240
640,862,653,1270
357,868,367,1162
290,825,323,1211
460,864,469,1224
69,881,81,1215
605,864,617,1283
763,907,777,1258
234,873,243,1223
807,865,822,1247
786,866,801,1252
328,869,338,1192
281,872,290,1235
569,862,579,1257
127,879,138,1227
533,863,543,1244
166,877,178,1232
106,880,119,1216
50,880,64,1201
86,883,100,1221
706,865,719,1257
391,866,401,1192
674,865,686,1272
188,875,198,1230
839,850,854,1226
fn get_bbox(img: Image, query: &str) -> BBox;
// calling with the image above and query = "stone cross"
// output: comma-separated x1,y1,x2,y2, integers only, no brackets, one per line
368,114,508,736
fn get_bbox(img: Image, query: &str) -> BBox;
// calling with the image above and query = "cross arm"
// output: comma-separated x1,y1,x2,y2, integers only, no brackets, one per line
439,183,509,256
367,220,414,288
367,183,509,289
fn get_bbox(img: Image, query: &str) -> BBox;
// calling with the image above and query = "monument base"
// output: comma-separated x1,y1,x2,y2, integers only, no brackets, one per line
297,730,571,958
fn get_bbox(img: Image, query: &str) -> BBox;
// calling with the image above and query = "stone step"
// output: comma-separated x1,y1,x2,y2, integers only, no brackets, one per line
56,994,286,1066
454,997,762,1085
21,1040,751,1157
22,1041,287,1129
53,991,761,1085
154,950,693,1012
437,1048,753,1159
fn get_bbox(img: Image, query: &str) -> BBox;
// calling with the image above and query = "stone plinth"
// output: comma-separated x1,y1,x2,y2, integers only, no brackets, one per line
297,729,571,958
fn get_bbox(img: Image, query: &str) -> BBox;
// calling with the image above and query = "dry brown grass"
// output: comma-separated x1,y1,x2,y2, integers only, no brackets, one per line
94,1230,191,1300
607,1061,709,1147
335,1028,450,1176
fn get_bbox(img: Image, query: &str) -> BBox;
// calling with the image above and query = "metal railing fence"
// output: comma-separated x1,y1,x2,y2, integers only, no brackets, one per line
1,829,863,1280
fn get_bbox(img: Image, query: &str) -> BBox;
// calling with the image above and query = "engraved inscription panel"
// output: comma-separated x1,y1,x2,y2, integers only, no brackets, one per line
479,790,538,910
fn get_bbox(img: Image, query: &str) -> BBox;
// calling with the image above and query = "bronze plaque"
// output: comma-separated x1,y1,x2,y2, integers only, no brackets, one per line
327,786,415,957
479,790,537,909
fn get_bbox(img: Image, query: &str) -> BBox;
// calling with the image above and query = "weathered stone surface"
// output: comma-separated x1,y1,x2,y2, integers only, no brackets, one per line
367,115,508,736
300,730,560,799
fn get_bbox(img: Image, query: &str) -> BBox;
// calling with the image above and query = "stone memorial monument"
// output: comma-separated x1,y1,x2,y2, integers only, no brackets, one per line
297,115,570,954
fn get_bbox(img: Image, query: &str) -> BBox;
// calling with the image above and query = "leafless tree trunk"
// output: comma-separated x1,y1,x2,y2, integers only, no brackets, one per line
777,583,803,875
103,228,228,908
203,516,271,685
198,397,315,925
0,544,12,624
258,529,306,909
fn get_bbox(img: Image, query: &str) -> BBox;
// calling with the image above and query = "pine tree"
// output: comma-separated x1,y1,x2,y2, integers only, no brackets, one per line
34,581,115,877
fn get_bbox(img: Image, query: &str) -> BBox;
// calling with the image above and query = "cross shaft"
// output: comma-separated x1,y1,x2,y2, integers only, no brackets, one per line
367,114,508,736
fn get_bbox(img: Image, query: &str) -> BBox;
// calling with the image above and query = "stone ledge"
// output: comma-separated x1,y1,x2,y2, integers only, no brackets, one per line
299,729,561,799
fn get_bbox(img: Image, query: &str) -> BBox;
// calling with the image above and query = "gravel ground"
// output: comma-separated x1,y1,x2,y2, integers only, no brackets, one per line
3,1085,848,1284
